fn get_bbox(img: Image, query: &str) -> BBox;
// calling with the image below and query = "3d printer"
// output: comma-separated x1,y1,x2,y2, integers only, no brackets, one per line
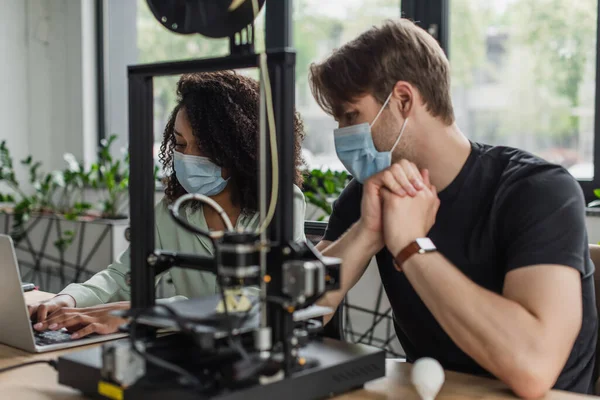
57,1,385,398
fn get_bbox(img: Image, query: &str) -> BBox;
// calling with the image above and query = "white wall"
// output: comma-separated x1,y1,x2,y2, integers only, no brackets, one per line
0,0,96,188
0,0,31,186
104,0,137,155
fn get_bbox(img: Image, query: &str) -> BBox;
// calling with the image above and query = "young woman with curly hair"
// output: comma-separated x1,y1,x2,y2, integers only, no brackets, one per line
28,71,307,338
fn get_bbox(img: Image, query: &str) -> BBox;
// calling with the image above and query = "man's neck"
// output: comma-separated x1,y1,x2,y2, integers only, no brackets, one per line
406,122,472,192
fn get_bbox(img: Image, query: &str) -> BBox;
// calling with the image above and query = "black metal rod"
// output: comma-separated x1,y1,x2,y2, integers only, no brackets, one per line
37,217,54,265
264,0,296,375
74,223,87,282
18,260,94,283
439,0,449,56
368,286,384,344
14,248,98,274
401,0,447,52
95,0,106,146
128,73,155,313
15,245,78,270
265,0,295,245
54,218,66,288
264,0,295,257
128,54,258,77
345,303,394,319
265,0,292,50
594,0,600,185
22,225,42,286
355,306,392,344
20,214,44,238
153,250,217,277
264,50,296,244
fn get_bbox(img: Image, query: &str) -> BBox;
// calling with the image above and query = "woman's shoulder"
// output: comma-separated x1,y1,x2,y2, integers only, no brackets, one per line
154,197,174,224
155,197,169,212
293,184,305,202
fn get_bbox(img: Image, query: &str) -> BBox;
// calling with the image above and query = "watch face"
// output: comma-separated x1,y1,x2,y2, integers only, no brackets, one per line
416,238,436,251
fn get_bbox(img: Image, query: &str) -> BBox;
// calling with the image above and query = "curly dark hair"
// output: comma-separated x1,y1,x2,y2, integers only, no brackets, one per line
159,71,305,214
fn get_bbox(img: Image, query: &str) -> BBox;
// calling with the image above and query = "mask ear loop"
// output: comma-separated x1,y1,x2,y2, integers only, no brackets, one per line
370,92,394,128
390,117,409,153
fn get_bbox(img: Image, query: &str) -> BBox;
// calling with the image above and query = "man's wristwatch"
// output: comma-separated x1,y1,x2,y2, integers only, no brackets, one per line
393,238,437,271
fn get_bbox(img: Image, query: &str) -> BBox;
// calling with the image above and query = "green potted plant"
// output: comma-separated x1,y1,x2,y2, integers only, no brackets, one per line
302,168,351,221
0,142,94,242
87,135,130,219
87,134,161,219
0,138,131,292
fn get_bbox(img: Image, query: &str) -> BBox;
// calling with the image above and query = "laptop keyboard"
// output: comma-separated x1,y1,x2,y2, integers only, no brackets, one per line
33,329,77,346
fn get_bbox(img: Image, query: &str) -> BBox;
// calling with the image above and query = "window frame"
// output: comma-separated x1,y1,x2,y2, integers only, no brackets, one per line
96,0,106,148
402,0,449,53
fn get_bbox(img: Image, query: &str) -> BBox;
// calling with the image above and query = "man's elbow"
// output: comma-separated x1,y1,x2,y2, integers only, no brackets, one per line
503,363,556,400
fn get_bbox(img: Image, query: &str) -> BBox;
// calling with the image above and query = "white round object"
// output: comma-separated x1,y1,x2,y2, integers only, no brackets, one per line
411,358,445,400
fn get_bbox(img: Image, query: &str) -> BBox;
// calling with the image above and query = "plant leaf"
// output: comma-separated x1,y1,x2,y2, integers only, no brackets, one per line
324,180,335,194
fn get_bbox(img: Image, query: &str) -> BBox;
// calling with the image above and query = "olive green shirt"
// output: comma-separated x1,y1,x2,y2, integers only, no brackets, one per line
61,186,306,308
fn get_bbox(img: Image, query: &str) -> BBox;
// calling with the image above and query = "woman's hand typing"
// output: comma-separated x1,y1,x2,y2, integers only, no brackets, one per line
28,294,76,323
32,301,130,339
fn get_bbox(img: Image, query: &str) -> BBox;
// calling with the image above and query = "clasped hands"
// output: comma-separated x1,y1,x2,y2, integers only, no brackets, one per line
360,160,441,259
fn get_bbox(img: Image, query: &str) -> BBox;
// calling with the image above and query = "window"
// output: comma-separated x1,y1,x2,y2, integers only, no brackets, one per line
132,0,401,171
293,0,401,171
105,0,600,199
448,0,598,180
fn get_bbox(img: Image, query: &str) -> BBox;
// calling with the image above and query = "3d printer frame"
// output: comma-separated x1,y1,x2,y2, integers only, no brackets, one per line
127,0,297,356
56,2,386,399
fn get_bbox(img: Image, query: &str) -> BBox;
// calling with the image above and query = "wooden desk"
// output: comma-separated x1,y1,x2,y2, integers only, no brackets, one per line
0,292,594,400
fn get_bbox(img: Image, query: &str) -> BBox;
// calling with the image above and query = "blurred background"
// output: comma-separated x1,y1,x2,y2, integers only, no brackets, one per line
133,0,598,179
0,0,599,358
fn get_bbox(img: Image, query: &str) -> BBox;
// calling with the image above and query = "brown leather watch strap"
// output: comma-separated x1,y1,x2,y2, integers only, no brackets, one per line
393,241,422,271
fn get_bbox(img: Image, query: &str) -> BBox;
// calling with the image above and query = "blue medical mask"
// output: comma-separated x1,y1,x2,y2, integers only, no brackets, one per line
173,151,229,196
334,92,408,183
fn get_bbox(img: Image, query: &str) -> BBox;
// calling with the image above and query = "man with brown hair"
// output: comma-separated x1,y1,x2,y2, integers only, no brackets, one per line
312,19,597,397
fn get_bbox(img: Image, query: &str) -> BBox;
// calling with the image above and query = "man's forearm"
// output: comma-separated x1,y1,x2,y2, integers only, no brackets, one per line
401,253,573,397
318,222,382,316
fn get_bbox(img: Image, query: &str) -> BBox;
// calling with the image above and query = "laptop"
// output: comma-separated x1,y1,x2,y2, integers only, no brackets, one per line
0,234,127,353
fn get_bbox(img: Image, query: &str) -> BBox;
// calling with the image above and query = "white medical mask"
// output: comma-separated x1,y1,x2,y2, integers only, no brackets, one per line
173,151,229,196
333,92,408,183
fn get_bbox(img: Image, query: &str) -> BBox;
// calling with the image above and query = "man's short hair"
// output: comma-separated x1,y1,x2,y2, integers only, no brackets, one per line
309,19,455,125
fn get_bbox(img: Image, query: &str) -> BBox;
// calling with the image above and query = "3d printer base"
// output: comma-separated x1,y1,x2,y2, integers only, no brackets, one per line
57,338,385,400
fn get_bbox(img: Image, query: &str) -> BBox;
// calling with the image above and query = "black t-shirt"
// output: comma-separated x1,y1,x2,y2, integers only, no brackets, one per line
323,142,598,394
